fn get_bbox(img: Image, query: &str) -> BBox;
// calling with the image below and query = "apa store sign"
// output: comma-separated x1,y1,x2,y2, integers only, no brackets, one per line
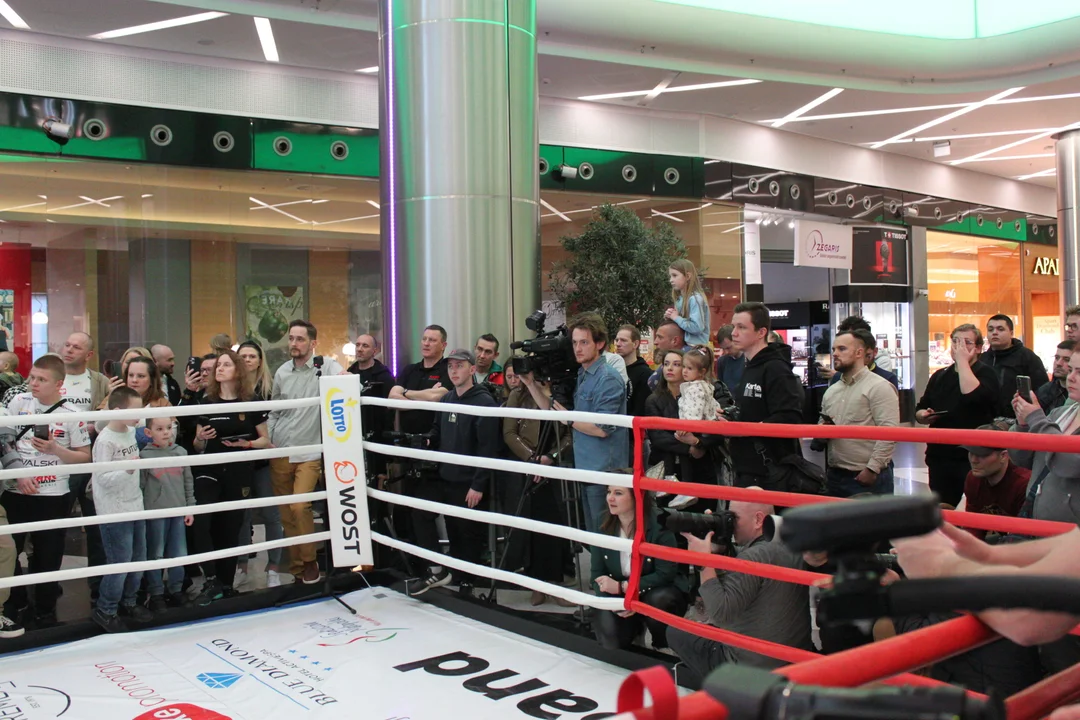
794,220,853,269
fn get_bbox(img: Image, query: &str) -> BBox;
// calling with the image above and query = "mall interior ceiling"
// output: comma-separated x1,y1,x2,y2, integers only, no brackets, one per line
3,0,1079,189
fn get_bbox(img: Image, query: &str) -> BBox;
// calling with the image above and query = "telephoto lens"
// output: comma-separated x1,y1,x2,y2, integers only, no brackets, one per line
660,510,735,537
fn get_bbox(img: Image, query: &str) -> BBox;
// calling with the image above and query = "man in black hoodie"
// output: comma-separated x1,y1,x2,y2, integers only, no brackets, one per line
615,324,652,416
985,314,1047,417
347,334,395,477
719,303,804,489
411,348,500,595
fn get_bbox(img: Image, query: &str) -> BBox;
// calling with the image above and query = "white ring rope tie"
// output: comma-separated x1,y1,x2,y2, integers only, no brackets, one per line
0,532,331,590
370,531,625,612
0,492,326,536
0,396,320,428
363,441,633,488
0,444,324,482
361,396,635,428
367,487,632,553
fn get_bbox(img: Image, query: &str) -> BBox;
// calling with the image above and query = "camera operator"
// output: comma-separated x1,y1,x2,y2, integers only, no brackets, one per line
411,349,500,596
718,303,805,490
389,325,451,435
347,333,394,481
667,493,812,686
521,313,629,533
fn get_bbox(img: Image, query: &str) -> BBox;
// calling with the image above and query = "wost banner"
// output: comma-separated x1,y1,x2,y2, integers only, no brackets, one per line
319,374,373,567
793,220,853,269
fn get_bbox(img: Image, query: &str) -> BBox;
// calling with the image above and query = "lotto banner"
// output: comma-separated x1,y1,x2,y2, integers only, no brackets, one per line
0,589,630,719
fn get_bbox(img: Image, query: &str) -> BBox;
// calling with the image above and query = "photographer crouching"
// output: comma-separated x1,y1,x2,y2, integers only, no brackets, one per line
667,492,813,688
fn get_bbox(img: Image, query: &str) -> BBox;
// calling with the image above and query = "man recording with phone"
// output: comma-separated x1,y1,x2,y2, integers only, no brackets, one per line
666,493,812,687
915,323,1000,507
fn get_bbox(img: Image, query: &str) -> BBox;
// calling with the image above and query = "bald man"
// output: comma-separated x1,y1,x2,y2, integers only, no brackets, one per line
0,352,20,393
347,334,395,478
151,344,181,405
667,489,813,686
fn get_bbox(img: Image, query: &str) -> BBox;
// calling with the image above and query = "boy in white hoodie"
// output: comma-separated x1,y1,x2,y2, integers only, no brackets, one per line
91,387,151,632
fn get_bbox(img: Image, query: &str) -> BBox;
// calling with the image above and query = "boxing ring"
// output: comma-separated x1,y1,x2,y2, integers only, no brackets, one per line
0,374,1078,719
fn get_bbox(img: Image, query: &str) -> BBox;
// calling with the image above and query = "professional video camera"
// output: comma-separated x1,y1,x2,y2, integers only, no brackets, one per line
509,310,578,387
382,430,438,478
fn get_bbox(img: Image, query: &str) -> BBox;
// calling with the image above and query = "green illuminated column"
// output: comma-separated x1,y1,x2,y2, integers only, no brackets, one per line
378,1,539,373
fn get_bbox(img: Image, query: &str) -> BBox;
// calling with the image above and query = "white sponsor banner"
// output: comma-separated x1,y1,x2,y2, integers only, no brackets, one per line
744,221,762,284
0,589,630,719
320,374,373,567
794,220,852,269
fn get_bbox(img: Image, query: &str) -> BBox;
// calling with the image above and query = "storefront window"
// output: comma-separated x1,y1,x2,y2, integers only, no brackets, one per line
1023,244,1061,370
0,154,381,375
926,231,1021,372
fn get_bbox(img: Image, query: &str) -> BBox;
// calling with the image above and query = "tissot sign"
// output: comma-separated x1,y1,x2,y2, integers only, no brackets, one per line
794,220,853,269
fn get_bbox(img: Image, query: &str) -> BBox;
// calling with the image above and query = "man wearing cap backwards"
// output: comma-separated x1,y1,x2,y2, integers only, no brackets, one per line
960,422,1031,540
410,348,501,596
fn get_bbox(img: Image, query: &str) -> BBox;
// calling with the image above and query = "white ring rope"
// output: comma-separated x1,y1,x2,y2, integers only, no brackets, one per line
363,441,633,488
0,396,319,428
0,531,330,590
0,492,326,536
367,487,631,553
0,444,324,482
362,396,635,428
370,531,624,612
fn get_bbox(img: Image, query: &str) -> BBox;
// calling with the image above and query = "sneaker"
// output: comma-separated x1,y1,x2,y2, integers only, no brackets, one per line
301,561,322,585
655,474,680,499
458,581,474,598
221,586,239,600
266,570,282,588
33,611,58,629
91,609,127,634
0,614,24,639
668,494,697,510
119,604,153,623
148,595,168,615
410,569,451,596
195,578,224,607
234,567,249,588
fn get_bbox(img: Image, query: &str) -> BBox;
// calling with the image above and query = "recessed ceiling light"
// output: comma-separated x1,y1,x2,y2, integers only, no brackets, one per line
312,199,330,204
868,127,1060,146
540,198,572,222
952,120,1080,165
772,88,844,128
869,87,1023,149
91,11,227,40
254,17,279,63
0,1,29,29
367,200,380,209
579,78,760,102
356,66,379,74
1017,168,1057,180
962,153,1055,163
141,194,153,198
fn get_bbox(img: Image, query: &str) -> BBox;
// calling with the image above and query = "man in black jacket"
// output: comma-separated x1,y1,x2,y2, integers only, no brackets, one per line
1036,340,1073,414
915,324,1001,507
719,302,804,489
985,314,1047,417
411,348,500,595
347,334,395,479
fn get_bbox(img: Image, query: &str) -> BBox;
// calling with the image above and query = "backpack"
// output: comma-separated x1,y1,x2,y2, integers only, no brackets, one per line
755,441,826,495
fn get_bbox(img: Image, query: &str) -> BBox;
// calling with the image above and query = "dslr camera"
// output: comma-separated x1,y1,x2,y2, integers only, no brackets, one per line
661,509,737,551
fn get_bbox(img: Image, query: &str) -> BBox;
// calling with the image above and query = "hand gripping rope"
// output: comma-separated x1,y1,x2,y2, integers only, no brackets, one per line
613,415,1080,720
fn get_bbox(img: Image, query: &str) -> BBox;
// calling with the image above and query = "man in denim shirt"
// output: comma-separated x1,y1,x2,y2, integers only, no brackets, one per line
522,312,628,533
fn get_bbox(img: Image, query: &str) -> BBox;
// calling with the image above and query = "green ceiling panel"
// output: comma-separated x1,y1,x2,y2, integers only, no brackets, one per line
253,120,379,178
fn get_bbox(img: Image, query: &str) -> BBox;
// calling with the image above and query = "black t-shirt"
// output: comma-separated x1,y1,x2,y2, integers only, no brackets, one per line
398,358,451,434
199,398,268,456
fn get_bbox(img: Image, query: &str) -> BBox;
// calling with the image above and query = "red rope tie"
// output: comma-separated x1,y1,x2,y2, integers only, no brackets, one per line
617,666,682,720
639,542,830,587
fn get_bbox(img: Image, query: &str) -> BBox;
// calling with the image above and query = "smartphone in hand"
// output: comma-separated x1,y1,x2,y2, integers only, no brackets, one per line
1016,375,1033,403
33,425,50,441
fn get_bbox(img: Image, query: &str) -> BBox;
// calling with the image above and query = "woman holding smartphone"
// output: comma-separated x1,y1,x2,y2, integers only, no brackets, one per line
191,350,269,605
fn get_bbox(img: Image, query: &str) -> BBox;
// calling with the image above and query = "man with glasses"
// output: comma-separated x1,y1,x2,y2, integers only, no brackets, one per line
1066,305,1080,344
915,324,1000,507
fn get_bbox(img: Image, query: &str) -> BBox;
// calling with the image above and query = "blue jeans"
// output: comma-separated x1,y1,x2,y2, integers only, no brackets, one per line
581,484,607,534
98,520,146,616
826,464,894,498
146,517,188,596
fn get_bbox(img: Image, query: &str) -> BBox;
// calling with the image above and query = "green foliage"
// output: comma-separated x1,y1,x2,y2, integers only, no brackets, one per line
549,204,688,335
